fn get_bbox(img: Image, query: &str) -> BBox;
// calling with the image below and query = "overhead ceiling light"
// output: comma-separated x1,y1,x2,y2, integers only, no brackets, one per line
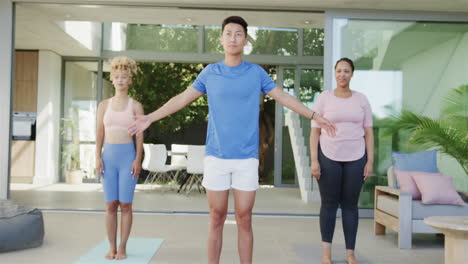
303,20,311,25
185,17,193,23
79,5,100,8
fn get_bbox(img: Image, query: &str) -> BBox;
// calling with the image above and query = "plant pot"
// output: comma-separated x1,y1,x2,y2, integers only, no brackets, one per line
82,177,98,183
65,170,83,184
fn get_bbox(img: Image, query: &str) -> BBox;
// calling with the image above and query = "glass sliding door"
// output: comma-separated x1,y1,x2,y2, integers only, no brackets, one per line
299,68,324,162
280,67,297,185
331,18,468,206
61,60,100,184
274,66,324,186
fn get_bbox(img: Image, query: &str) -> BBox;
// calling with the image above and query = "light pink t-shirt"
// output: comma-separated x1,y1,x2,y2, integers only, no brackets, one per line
311,90,373,162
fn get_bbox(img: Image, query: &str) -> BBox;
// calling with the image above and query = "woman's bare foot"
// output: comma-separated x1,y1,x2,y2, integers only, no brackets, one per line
115,246,127,260
346,254,360,264
105,249,116,260
320,256,332,264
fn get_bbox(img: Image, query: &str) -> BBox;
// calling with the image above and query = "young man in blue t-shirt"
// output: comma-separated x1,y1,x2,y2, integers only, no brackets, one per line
129,16,335,264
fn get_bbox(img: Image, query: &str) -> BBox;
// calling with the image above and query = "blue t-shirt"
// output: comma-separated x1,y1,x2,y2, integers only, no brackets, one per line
191,60,277,159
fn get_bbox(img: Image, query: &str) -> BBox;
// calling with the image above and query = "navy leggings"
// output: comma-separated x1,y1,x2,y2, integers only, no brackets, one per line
317,145,366,250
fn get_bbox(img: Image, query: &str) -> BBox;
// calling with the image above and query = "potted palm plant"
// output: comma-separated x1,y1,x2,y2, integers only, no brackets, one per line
61,107,83,184
388,84,468,200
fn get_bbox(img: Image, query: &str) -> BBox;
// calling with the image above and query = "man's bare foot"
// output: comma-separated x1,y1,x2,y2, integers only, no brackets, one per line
115,247,127,260
346,254,360,264
105,249,116,260
320,256,332,264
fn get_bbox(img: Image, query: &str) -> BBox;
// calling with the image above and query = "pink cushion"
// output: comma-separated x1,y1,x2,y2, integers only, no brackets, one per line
394,169,442,200
411,174,465,205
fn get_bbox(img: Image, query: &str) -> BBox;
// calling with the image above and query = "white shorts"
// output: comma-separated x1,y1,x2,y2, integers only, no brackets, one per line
202,156,259,191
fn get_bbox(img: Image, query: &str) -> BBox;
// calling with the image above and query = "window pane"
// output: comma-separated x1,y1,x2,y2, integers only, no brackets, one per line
205,26,299,56
304,28,324,56
249,28,298,56
61,61,98,183
281,69,296,184
103,23,198,52
333,18,468,206
299,69,324,160
204,27,223,54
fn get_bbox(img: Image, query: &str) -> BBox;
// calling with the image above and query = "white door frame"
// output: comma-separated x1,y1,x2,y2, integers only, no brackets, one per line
0,0,14,199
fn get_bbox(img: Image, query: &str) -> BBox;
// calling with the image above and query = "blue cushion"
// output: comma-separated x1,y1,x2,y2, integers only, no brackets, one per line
0,200,44,252
391,150,439,173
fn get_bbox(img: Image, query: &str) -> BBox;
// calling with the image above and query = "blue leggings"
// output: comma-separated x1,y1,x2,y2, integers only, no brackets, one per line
102,142,138,203
317,145,366,250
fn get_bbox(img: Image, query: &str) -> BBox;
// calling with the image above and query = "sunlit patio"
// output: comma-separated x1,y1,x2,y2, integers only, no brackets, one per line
4,177,453,264
3,183,446,263
2,1,467,263
10,183,321,215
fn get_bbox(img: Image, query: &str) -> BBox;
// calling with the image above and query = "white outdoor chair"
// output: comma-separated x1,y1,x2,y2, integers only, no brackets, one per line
178,145,205,194
168,144,188,182
142,144,173,184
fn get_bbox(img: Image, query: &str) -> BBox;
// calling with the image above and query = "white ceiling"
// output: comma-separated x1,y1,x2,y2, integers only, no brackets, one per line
15,3,325,57
14,1,468,57
14,0,468,13
19,4,325,28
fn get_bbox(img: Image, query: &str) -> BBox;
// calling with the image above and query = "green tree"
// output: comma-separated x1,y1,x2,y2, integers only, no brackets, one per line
105,62,209,143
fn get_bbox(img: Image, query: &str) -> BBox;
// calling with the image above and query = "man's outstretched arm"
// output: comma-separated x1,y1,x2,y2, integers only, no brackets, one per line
128,86,203,136
267,86,336,136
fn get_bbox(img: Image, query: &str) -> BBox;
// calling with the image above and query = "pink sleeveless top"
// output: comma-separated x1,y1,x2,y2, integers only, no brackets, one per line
103,98,134,132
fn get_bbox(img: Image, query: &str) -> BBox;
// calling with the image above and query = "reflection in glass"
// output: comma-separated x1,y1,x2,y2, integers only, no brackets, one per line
205,26,299,56
61,61,98,183
56,21,102,52
104,23,198,52
333,18,468,207
104,23,325,58
204,27,223,54
249,27,298,56
304,28,324,56
299,69,324,160
281,68,324,185
281,69,296,185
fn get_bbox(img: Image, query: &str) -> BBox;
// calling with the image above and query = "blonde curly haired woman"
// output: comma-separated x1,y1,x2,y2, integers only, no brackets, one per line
95,56,144,260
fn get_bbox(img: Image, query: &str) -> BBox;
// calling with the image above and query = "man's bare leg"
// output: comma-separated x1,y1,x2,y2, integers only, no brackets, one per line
207,190,229,264
233,189,256,264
